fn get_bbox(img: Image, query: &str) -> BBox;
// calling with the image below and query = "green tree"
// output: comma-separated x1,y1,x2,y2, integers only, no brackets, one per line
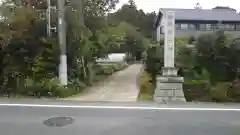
109,2,156,38
194,31,235,84
0,3,59,94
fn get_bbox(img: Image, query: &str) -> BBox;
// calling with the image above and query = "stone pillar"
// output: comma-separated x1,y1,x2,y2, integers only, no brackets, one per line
154,11,186,103
156,26,161,42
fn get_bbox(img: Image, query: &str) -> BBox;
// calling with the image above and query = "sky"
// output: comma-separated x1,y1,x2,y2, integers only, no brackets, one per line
115,0,240,13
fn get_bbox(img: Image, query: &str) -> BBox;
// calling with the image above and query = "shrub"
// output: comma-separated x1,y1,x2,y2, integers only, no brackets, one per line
103,65,115,75
183,80,211,102
182,68,212,102
228,79,240,102
112,63,120,71
137,71,154,100
23,77,86,98
115,62,128,70
210,82,230,102
95,62,128,75
188,36,196,44
95,64,112,75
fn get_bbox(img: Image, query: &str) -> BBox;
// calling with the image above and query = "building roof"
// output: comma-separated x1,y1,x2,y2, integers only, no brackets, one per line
154,8,240,29
160,8,240,21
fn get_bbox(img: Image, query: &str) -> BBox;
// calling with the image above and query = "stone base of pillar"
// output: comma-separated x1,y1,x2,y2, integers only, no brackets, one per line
154,67,186,103
162,66,178,76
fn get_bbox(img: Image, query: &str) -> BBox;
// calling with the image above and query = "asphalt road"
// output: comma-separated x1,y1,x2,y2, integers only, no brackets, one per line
0,99,240,135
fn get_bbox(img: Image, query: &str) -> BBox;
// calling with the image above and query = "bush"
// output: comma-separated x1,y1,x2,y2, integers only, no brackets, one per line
227,79,240,102
137,71,154,100
183,80,211,102
96,62,128,75
184,80,240,102
116,62,128,70
23,77,86,98
188,36,196,44
102,65,115,75
95,64,112,75
210,82,230,102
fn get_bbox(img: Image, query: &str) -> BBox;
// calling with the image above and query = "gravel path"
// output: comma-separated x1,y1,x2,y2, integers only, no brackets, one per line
67,64,143,102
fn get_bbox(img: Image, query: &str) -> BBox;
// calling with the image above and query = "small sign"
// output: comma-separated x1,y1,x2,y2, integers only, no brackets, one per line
167,15,173,20
59,18,62,25
164,11,175,68
168,22,172,26
168,29,172,34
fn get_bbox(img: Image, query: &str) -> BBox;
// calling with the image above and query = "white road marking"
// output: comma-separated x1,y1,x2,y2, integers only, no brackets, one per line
0,103,239,111
128,96,137,99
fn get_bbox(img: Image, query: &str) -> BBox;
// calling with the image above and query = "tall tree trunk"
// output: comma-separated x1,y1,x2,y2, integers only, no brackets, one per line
81,56,87,79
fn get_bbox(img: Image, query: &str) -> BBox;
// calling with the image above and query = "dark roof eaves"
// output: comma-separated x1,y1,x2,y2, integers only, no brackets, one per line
154,9,164,29
175,18,240,22
160,8,240,22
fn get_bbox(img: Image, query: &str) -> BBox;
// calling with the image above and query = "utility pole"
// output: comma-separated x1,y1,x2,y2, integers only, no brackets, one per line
46,0,51,36
58,0,68,85
80,0,84,35
46,0,56,36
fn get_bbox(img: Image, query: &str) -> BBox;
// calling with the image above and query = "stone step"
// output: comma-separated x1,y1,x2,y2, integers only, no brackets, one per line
154,97,186,103
154,89,185,97
158,83,183,90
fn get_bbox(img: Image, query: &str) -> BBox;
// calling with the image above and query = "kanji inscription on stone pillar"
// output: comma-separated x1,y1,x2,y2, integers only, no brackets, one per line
164,11,175,68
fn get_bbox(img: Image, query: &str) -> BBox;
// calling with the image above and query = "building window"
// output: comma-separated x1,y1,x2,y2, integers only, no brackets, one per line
199,24,206,30
224,24,235,30
236,24,240,30
175,24,181,30
176,23,196,30
188,24,196,29
206,24,212,30
217,23,225,29
180,24,188,29
211,24,218,30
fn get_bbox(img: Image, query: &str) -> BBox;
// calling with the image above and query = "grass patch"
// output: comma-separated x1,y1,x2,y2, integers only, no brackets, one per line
137,93,153,100
137,71,154,101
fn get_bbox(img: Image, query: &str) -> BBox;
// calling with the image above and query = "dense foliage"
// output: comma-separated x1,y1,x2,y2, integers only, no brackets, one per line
176,31,240,102
0,0,155,97
140,30,240,102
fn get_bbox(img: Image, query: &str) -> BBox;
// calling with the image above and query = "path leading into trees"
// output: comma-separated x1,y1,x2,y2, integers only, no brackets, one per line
66,64,143,102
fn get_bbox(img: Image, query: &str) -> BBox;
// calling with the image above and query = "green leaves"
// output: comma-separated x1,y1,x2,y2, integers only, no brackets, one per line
193,32,240,83
0,0,153,96
109,2,156,38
